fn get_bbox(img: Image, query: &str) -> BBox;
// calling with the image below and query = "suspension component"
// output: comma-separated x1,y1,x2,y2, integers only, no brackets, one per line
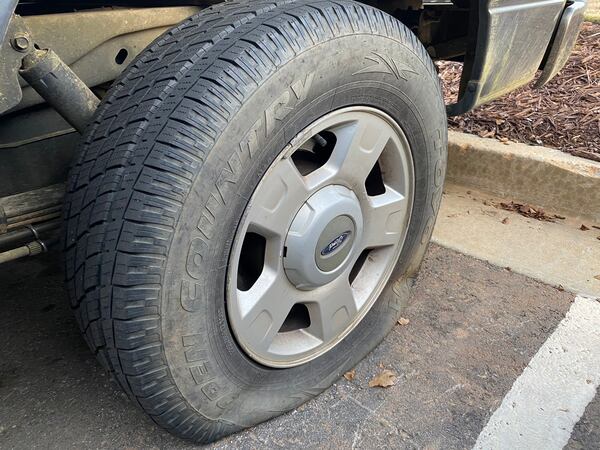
20,49,99,133
0,185,62,260
1,11,99,131
0,238,51,265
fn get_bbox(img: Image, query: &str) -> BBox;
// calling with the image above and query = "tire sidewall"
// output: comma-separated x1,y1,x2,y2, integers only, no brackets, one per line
162,33,446,424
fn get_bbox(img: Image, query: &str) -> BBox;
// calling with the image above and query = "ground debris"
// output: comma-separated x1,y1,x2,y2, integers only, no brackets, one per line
580,224,590,231
397,317,410,326
494,201,556,222
368,369,397,388
343,369,356,381
438,22,600,160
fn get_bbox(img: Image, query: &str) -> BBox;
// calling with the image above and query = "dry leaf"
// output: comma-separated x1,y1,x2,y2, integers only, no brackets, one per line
397,317,410,326
556,284,565,292
580,224,590,231
343,369,356,381
594,275,600,281
368,369,397,388
496,201,556,222
519,204,532,214
501,217,509,224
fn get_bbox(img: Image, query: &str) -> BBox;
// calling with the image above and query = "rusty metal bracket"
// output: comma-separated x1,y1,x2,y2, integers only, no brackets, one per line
0,14,32,114
0,13,99,132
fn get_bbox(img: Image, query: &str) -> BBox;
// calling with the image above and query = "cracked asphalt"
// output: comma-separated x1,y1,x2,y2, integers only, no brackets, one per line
0,245,597,449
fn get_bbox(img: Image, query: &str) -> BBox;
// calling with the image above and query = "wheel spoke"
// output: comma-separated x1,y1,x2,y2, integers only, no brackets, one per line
227,107,415,367
326,116,393,186
236,269,295,353
245,157,309,238
307,278,358,342
363,188,409,248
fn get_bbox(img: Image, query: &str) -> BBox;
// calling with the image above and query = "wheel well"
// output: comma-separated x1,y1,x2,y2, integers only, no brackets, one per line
15,0,471,61
1,0,470,198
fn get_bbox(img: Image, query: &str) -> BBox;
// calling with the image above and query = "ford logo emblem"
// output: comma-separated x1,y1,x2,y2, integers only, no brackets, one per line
321,231,352,256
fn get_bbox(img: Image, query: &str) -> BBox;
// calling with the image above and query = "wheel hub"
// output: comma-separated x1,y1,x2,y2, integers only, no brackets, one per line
226,106,415,368
284,185,363,290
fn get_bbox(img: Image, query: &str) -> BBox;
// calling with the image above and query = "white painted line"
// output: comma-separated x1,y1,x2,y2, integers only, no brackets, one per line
474,296,600,450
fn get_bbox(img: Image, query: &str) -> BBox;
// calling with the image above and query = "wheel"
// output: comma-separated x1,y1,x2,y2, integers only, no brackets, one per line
228,106,417,368
63,0,446,443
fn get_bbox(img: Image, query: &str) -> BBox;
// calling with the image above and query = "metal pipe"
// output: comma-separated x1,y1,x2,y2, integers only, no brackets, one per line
0,219,60,252
0,184,65,228
8,210,62,230
19,49,99,133
0,240,45,265
7,205,62,226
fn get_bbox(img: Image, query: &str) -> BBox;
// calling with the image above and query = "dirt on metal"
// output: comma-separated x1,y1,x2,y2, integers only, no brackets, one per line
439,22,600,161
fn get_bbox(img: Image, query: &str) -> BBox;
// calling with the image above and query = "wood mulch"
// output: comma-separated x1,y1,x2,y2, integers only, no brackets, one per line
438,22,600,162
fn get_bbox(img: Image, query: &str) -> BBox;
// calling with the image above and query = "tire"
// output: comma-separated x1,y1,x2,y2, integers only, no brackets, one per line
63,0,447,443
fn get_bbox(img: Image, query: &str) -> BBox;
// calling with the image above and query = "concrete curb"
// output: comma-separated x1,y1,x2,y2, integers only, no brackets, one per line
447,131,600,222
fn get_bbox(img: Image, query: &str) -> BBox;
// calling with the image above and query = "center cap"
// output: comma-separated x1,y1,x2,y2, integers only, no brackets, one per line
284,185,363,290
315,215,356,272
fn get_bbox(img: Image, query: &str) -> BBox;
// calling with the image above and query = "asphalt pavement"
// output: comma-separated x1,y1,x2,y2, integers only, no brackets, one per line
0,245,598,449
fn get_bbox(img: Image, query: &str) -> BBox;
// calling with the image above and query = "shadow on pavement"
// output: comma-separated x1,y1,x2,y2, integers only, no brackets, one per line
0,246,575,449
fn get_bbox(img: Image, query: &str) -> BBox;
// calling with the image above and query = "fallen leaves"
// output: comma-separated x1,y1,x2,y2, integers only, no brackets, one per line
495,201,559,222
487,198,597,231
343,366,400,388
397,317,410,326
368,370,397,388
594,275,600,281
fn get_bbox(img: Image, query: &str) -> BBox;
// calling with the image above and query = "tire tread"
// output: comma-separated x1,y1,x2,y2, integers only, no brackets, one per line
63,0,443,442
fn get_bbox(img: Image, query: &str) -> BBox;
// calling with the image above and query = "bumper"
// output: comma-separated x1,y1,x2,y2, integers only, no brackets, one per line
536,0,588,87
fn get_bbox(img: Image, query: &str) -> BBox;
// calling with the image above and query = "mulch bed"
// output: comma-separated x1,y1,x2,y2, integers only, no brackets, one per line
438,22,600,161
